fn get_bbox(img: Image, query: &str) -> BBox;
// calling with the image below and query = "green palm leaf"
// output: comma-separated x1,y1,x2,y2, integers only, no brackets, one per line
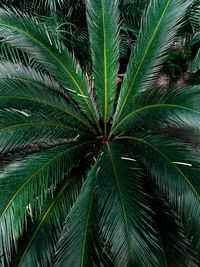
34,0,65,11
95,143,158,266
0,42,43,71
111,85,200,135
15,165,86,267
55,154,100,267
189,48,200,73
0,7,101,130
0,78,96,133
111,104,200,136
0,61,63,91
86,0,119,136
0,141,91,265
116,133,200,257
113,0,192,129
189,2,200,33
0,109,90,152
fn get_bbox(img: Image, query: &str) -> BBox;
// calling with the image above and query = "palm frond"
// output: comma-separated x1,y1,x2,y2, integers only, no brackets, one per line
35,0,65,11
86,0,119,135
0,78,96,134
190,32,200,46
113,0,192,129
95,143,158,266
120,0,147,36
0,61,63,91
0,139,72,169
14,162,88,267
111,85,200,136
116,132,200,259
0,109,90,153
0,42,45,71
55,153,100,266
71,27,90,63
0,141,91,266
0,7,101,130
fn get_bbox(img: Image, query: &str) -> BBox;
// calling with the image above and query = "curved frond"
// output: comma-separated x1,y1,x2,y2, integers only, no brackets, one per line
0,7,101,130
95,143,158,266
0,78,96,134
0,61,63,91
15,165,87,267
189,48,200,73
0,141,91,266
189,2,200,33
55,154,100,267
0,109,89,153
0,42,44,72
113,0,192,129
32,0,65,11
86,0,119,135
116,133,200,259
111,85,200,135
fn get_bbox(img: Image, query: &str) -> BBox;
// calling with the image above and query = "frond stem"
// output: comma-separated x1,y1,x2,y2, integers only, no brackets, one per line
101,0,108,137
107,143,134,264
0,95,97,134
110,104,200,137
110,0,171,133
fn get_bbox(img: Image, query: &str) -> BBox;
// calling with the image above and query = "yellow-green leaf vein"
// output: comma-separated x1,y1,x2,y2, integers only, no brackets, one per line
0,95,96,134
111,104,200,136
0,142,90,223
101,0,108,136
107,143,134,264
113,0,171,128
0,122,89,136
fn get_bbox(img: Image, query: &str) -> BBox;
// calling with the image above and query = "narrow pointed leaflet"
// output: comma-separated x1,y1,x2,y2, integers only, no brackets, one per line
113,0,192,131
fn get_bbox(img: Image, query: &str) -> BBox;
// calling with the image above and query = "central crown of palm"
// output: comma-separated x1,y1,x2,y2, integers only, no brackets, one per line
0,0,199,266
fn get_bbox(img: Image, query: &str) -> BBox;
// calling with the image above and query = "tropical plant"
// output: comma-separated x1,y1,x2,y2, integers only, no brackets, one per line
0,0,200,266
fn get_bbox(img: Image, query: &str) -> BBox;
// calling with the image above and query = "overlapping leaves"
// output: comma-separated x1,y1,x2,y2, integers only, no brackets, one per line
0,0,199,266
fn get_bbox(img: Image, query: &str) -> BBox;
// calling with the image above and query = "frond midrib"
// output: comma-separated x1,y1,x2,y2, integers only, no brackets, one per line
111,104,200,135
0,122,89,135
112,0,171,130
101,0,108,136
0,95,96,134
107,143,134,264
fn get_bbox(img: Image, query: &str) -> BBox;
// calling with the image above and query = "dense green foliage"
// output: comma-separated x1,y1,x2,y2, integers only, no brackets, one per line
0,0,200,266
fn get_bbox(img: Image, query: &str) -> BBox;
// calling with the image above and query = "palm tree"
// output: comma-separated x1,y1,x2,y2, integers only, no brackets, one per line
0,0,199,266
